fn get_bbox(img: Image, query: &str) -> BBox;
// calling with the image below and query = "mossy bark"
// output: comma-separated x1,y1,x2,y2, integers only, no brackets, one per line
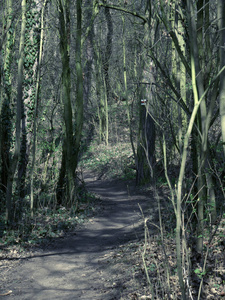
218,0,225,156
58,0,75,206
57,0,83,206
6,0,26,223
30,0,47,216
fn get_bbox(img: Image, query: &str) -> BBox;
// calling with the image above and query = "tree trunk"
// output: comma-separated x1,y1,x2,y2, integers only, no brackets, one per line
188,0,217,252
0,0,13,194
218,0,225,156
30,0,47,216
136,83,155,185
57,0,83,206
6,0,26,224
136,20,156,185
57,0,75,206
122,12,137,167
74,0,84,170
101,3,113,145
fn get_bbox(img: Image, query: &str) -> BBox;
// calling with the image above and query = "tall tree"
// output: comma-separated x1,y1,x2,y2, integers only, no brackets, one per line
0,0,13,194
74,0,84,172
17,0,43,216
6,0,26,223
101,2,113,145
57,0,74,205
136,5,156,185
57,0,83,206
30,0,47,216
218,0,225,156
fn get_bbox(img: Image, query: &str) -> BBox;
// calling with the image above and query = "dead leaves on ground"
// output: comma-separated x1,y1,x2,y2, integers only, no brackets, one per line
106,220,225,300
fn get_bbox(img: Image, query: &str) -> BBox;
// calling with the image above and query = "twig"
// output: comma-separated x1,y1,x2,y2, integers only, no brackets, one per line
0,290,12,296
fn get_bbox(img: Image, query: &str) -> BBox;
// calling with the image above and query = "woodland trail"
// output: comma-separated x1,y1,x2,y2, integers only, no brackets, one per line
1,173,158,300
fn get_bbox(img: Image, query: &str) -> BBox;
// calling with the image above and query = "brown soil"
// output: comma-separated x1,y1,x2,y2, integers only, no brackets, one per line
0,172,158,299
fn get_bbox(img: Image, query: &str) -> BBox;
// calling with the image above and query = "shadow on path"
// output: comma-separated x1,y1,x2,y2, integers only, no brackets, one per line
1,174,158,300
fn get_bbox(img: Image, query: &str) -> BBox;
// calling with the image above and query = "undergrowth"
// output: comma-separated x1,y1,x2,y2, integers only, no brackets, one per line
0,191,100,254
80,142,136,180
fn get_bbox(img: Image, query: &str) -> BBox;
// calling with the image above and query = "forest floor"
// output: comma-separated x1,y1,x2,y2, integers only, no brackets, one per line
1,170,225,299
0,171,159,299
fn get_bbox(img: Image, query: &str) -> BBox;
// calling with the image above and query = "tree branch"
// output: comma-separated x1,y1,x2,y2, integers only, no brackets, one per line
98,2,147,23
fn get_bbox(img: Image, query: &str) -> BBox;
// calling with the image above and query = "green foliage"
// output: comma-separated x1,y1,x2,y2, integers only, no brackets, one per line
0,192,98,249
194,268,206,279
147,263,156,272
80,142,136,180
156,176,168,187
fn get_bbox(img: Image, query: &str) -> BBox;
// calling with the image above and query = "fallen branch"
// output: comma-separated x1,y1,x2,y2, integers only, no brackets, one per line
0,290,13,296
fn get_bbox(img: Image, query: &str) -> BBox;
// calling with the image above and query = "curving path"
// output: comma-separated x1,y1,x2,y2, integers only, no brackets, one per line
1,173,157,300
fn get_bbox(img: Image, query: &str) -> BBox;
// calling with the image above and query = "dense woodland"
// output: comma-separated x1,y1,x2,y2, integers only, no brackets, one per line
0,0,225,299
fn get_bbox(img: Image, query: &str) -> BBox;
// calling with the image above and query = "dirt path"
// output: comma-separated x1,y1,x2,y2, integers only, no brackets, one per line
1,174,158,299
